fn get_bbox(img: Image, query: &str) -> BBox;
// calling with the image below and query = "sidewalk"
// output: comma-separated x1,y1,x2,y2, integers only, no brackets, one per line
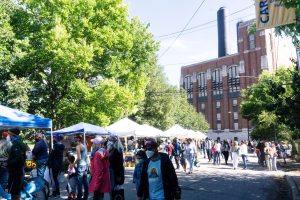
279,159,300,200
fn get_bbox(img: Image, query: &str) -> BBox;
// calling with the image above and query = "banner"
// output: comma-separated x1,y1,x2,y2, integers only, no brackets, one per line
256,0,296,30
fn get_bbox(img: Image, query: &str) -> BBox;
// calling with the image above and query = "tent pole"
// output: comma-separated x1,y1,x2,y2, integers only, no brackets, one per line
51,121,53,150
84,132,86,145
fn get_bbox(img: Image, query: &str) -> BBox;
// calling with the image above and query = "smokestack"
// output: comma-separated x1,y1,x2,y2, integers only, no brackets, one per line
217,7,229,57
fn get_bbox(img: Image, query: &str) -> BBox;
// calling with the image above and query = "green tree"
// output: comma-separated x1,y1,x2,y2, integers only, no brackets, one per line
172,92,209,131
240,67,295,140
132,66,209,132
132,66,177,130
5,0,158,128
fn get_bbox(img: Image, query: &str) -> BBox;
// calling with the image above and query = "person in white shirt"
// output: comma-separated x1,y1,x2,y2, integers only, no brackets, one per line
240,140,248,169
186,138,197,174
215,140,221,165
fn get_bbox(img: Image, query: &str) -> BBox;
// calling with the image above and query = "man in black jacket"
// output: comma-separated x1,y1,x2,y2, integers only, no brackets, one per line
137,138,181,200
7,128,27,200
48,134,65,198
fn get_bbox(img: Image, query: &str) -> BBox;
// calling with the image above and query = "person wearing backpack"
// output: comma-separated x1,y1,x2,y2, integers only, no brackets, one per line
172,138,181,170
7,129,27,200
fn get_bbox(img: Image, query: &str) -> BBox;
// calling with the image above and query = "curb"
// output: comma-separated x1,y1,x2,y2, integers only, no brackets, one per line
285,175,300,200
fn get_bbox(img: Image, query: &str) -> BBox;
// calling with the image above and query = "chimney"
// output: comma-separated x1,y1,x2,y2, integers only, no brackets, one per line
217,7,229,57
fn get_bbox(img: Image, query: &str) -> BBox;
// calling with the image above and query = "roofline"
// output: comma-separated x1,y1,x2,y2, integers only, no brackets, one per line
181,53,239,69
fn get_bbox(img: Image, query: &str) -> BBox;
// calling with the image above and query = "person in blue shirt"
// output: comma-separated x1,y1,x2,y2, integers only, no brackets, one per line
133,150,146,195
137,138,181,200
32,133,49,178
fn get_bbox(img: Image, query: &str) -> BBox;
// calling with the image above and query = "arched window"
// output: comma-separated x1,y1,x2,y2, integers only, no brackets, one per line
184,75,193,100
197,72,207,97
212,69,223,95
228,65,240,93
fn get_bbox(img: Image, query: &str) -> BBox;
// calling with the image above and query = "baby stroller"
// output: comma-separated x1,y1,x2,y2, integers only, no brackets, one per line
18,159,50,200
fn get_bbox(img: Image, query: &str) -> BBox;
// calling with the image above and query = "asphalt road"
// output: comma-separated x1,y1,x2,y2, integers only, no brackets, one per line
44,154,290,200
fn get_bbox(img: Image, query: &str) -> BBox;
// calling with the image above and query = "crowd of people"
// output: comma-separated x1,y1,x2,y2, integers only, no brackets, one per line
0,127,293,200
0,129,182,200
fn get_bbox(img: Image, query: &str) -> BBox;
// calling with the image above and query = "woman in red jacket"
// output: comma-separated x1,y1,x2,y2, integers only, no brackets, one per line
88,136,111,200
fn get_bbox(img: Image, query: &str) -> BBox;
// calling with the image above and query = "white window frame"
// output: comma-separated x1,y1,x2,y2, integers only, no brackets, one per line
217,113,221,120
234,112,238,120
233,99,238,106
234,123,239,130
217,123,221,130
201,103,205,110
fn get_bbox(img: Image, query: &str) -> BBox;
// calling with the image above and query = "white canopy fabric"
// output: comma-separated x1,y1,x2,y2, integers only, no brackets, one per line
107,117,140,137
187,130,207,139
164,124,186,138
47,122,108,135
135,124,163,138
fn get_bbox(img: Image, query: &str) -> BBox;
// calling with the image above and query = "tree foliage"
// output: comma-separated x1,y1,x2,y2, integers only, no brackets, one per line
240,67,296,140
1,0,159,128
274,0,300,47
132,66,209,132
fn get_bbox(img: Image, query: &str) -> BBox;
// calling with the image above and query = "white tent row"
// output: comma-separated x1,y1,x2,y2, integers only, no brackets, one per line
164,124,207,140
107,117,164,138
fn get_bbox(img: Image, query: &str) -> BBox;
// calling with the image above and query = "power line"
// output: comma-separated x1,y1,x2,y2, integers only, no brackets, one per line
156,4,254,40
159,13,254,42
158,0,207,59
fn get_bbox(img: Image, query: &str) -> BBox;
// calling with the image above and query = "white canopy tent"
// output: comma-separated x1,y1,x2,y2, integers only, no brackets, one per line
46,122,109,145
164,124,186,138
107,117,141,137
186,130,207,139
135,124,163,138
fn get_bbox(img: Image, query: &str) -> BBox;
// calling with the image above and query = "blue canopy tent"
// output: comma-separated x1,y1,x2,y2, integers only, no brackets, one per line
0,104,53,147
0,105,52,129
46,122,109,144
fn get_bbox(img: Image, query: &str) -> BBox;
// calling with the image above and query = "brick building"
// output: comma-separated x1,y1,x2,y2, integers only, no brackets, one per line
180,7,294,140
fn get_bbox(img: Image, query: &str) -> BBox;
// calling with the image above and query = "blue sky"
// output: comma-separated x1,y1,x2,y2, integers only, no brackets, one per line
125,0,291,86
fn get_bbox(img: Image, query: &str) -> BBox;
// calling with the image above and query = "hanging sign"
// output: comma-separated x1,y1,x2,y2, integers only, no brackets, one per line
256,0,296,30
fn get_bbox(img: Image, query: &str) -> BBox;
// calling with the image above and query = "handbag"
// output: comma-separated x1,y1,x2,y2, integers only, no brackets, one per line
112,187,125,200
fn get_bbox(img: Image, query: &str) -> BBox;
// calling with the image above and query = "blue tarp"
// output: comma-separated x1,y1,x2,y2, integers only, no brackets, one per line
0,105,52,129
46,122,108,135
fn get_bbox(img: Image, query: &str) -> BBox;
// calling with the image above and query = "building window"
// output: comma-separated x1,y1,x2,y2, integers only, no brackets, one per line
249,34,255,50
216,101,220,108
184,75,193,100
212,69,223,95
234,123,239,130
217,123,221,130
201,103,205,110
234,112,238,120
261,55,268,69
233,99,237,106
197,72,207,97
228,65,240,93
217,113,221,120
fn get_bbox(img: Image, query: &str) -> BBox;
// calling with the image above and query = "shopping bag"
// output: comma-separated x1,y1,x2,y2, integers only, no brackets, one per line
112,187,124,200
43,167,51,184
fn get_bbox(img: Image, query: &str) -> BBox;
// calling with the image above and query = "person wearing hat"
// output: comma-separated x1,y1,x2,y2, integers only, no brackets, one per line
0,132,12,199
48,134,65,198
137,138,181,200
7,128,27,200
74,135,89,200
32,132,49,178
89,136,110,200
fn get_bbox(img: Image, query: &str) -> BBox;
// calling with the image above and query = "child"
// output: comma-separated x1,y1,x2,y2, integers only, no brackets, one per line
66,154,76,200
133,150,146,195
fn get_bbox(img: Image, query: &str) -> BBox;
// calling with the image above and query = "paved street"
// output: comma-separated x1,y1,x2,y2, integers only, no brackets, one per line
45,153,291,200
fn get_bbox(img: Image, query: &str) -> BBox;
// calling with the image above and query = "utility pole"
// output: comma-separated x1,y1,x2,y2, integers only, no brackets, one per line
297,0,300,71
